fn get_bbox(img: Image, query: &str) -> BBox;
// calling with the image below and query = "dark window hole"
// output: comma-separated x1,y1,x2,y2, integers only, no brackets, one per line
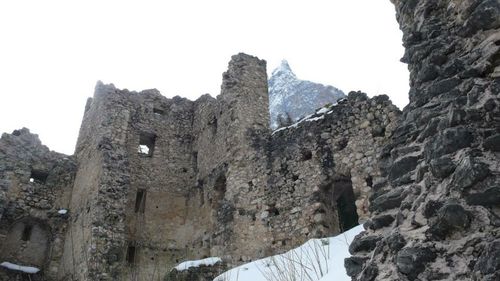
365,175,373,188
153,108,165,115
21,224,33,241
126,244,136,264
135,189,146,213
335,178,359,232
30,170,48,184
301,149,312,161
337,138,348,151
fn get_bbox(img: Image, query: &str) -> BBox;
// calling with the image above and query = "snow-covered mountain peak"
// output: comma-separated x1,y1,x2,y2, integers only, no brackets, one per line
270,59,297,79
268,60,345,129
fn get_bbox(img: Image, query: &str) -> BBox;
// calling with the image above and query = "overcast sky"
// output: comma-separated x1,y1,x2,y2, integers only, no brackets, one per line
0,0,408,155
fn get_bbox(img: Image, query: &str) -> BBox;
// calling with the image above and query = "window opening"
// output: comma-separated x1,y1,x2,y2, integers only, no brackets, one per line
138,132,156,157
126,244,136,264
301,149,312,161
30,170,48,184
21,224,33,241
134,189,146,213
214,175,226,201
153,108,164,115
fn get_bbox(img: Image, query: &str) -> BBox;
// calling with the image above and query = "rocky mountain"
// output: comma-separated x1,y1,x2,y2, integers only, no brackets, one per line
268,60,345,128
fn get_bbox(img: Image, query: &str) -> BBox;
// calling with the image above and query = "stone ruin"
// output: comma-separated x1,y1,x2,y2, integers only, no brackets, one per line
0,1,499,281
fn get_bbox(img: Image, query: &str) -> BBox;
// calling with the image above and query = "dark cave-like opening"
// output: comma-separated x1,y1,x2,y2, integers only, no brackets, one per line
334,177,359,232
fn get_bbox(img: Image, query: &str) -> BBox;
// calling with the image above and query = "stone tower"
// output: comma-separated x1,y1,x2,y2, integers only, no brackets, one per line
54,53,272,281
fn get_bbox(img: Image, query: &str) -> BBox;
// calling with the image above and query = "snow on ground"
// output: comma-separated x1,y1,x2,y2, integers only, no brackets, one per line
214,225,364,281
0,262,40,274
174,257,222,271
58,209,68,215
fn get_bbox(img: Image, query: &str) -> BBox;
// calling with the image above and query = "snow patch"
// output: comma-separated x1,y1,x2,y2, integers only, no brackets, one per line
272,103,339,135
316,107,330,114
305,115,325,122
174,257,222,271
58,209,68,215
215,225,364,281
0,262,40,274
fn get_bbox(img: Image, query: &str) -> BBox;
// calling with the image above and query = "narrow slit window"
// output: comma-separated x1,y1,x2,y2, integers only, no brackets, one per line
30,170,48,184
21,224,33,241
134,189,146,213
126,244,136,264
153,108,165,115
138,132,156,157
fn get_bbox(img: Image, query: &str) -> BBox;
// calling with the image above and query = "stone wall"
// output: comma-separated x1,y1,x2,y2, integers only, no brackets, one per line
261,92,400,253
0,128,76,280
346,1,500,280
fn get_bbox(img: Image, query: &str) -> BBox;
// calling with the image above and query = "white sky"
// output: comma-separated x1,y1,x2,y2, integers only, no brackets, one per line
0,0,409,155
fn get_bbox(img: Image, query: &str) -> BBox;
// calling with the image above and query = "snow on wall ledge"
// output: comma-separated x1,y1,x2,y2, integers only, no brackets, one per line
0,262,40,274
174,257,222,271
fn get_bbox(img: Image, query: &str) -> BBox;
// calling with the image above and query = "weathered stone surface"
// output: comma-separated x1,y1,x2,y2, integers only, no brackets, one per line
466,186,500,207
385,232,406,252
423,200,444,219
348,234,381,254
358,264,378,281
349,1,500,280
388,156,419,183
429,156,455,179
369,187,405,213
474,240,500,276
364,214,395,230
424,127,473,161
427,203,471,239
449,156,489,190
344,256,368,277
483,133,500,151
396,247,436,280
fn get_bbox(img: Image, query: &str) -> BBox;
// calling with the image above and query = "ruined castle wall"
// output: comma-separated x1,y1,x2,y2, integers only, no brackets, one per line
260,92,400,254
188,54,274,262
119,90,212,281
0,128,76,280
58,82,134,280
347,1,500,280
